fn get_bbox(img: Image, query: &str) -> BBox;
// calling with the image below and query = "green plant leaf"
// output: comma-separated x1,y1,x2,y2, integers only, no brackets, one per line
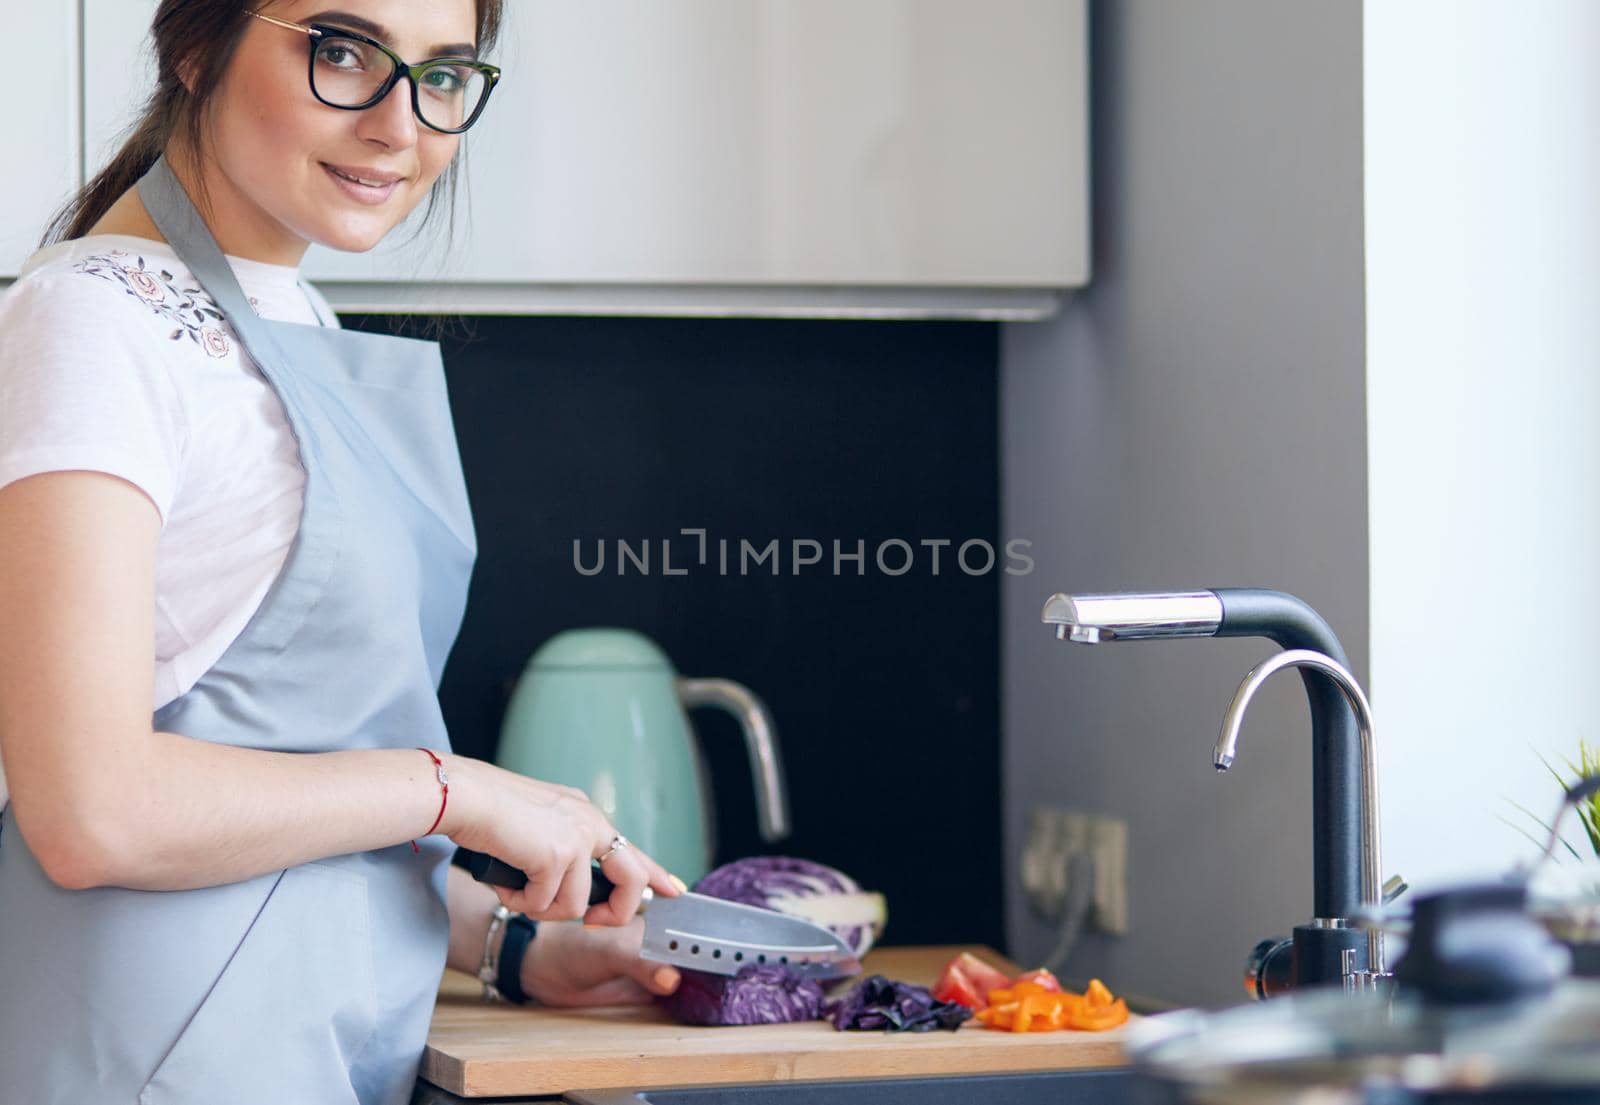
1503,798,1584,861
1537,741,1600,861
1498,812,1561,855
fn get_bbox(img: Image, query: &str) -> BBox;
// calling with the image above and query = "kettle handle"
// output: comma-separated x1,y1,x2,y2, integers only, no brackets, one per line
676,677,790,843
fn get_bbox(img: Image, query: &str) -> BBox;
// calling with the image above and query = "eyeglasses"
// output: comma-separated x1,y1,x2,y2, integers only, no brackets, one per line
247,10,501,134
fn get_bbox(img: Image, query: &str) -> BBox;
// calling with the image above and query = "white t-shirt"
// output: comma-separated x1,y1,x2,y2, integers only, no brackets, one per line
0,234,337,810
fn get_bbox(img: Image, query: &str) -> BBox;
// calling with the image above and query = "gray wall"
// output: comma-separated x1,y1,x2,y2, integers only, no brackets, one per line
1000,0,1368,1008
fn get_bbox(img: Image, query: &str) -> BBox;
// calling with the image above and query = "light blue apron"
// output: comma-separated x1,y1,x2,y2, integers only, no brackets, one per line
0,156,477,1104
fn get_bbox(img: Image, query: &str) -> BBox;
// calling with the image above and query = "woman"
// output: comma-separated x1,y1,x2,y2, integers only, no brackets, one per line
0,3,683,1102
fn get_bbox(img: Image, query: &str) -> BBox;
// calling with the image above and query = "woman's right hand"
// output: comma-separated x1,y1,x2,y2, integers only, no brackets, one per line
441,757,682,926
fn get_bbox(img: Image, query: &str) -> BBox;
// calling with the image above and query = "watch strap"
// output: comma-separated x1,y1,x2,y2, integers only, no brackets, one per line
495,913,538,1005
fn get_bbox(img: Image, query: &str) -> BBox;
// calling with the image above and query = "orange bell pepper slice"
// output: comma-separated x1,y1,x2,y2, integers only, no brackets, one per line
976,999,1019,1029
986,981,1043,1008
1013,968,1063,993
973,973,1129,1032
1065,996,1129,1030
1013,992,1048,1032
1085,978,1115,1009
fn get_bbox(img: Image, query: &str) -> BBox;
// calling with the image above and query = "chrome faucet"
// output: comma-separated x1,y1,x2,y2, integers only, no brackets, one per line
1042,587,1374,990
1215,648,1390,988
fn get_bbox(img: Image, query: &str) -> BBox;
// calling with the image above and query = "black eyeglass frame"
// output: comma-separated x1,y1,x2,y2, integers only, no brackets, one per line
249,10,502,134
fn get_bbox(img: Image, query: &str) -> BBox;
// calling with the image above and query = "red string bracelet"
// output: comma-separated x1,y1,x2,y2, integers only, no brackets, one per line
413,747,449,854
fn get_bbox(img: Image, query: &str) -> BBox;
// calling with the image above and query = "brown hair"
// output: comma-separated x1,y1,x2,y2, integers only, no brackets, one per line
41,0,503,257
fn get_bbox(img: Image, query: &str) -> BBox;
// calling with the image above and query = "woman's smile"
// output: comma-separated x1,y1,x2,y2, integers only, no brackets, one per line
321,161,404,204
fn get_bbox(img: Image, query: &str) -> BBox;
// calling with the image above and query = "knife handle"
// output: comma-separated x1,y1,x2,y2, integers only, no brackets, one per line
458,849,616,906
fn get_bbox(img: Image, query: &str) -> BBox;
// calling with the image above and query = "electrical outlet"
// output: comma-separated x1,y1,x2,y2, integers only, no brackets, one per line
1086,812,1128,935
1020,806,1129,936
1020,808,1073,923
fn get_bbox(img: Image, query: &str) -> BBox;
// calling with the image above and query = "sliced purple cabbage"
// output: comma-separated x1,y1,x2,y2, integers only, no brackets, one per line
824,975,973,1033
659,856,882,1027
691,856,884,957
661,963,824,1026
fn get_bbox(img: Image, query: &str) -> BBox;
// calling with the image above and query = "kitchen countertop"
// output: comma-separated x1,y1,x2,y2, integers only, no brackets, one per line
416,945,1136,1100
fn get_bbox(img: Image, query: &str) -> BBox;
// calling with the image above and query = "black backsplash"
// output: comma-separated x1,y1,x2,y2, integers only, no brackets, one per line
346,313,1003,949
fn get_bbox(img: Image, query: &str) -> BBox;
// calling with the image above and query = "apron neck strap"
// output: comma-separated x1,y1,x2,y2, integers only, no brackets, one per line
135,155,280,352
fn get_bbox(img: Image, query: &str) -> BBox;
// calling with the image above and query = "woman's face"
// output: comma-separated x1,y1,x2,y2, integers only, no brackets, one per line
192,0,479,263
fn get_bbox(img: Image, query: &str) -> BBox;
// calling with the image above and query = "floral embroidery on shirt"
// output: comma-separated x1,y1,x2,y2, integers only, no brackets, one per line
72,250,236,358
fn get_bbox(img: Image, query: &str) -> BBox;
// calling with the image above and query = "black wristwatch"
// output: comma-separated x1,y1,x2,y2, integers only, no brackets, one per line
494,912,539,1005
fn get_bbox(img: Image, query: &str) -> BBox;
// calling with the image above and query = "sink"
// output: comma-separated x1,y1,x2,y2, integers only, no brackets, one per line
564,1068,1144,1105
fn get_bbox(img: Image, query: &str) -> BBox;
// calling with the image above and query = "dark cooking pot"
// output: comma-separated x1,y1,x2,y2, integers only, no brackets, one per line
1127,881,1600,1104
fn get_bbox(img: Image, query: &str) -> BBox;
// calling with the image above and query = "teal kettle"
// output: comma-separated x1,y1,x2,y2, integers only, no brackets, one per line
494,627,790,882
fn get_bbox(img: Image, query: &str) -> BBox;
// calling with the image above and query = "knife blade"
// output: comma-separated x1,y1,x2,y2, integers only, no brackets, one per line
459,849,862,980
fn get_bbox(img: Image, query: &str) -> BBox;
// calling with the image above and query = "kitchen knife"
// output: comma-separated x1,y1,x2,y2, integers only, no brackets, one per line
459,849,862,980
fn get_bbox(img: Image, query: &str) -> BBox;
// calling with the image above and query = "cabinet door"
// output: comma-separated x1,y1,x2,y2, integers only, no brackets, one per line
83,0,160,185
78,2,1087,303
2,5,80,277
304,0,1088,291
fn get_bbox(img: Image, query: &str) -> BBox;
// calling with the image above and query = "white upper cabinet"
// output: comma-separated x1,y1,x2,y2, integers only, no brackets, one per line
1,5,80,277
83,0,159,181
79,1,1087,317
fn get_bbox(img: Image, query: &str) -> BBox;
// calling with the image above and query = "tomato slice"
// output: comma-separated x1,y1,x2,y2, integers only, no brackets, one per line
931,953,1014,1009
962,953,1015,1001
930,967,984,1009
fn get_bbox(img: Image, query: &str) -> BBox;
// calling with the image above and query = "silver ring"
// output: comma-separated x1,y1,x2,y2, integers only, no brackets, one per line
598,834,629,863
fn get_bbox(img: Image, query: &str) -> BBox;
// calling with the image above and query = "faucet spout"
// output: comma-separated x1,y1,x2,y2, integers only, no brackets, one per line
1041,591,1223,642
1214,648,1385,977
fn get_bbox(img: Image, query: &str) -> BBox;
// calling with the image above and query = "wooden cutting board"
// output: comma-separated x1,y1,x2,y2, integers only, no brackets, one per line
421,945,1136,1098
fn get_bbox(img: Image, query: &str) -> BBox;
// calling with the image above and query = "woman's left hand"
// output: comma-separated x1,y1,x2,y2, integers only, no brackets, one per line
520,917,682,1007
